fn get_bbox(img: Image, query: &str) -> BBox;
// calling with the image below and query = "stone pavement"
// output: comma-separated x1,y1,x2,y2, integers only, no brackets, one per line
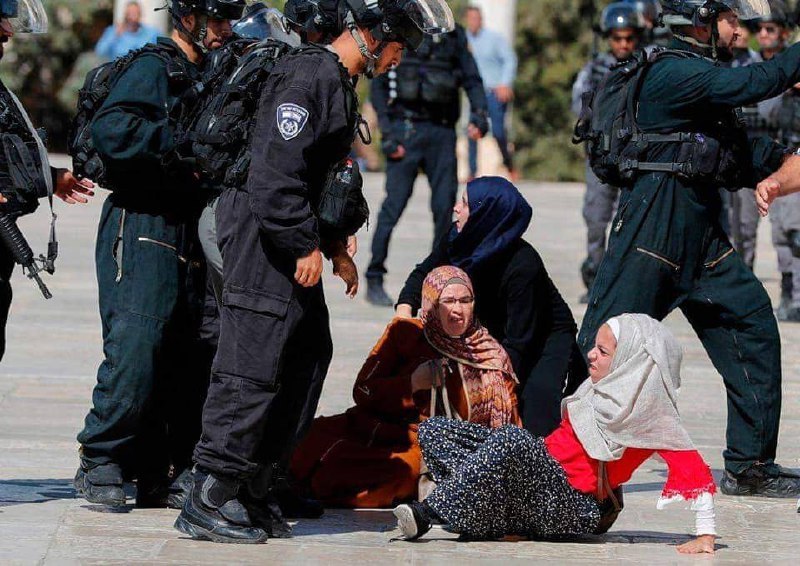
1,157,798,564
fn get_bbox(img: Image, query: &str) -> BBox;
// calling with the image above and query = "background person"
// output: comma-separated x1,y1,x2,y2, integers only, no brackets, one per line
95,1,160,61
464,5,518,181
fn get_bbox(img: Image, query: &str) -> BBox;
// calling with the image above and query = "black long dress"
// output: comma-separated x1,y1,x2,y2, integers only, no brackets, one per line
398,238,586,436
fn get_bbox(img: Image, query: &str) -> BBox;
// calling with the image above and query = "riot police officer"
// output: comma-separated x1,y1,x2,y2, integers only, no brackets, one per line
74,0,245,509
0,0,94,361
572,2,645,303
728,1,790,273
578,0,800,498
365,19,488,306
176,0,455,544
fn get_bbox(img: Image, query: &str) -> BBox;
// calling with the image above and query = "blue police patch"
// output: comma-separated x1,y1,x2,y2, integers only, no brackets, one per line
276,103,310,141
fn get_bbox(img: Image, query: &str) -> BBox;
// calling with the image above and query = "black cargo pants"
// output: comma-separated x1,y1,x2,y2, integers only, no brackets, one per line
578,175,782,476
194,188,333,481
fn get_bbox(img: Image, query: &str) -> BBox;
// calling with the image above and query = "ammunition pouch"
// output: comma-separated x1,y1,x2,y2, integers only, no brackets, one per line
317,159,369,239
0,132,48,218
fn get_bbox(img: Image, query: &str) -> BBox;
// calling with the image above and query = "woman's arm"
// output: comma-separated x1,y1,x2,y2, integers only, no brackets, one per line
657,450,717,554
352,320,424,417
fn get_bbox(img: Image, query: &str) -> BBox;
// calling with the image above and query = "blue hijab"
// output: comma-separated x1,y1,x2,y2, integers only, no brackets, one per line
448,177,533,273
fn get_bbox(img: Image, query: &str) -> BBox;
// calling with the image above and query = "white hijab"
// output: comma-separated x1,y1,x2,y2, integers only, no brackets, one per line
562,313,695,462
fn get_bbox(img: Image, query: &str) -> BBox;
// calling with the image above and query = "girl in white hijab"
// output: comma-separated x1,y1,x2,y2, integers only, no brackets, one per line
395,314,717,555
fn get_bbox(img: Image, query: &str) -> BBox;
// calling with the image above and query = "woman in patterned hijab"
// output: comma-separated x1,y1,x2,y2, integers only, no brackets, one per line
418,265,520,429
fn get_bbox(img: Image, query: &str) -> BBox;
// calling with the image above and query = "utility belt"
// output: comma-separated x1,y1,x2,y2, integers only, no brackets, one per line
617,131,740,186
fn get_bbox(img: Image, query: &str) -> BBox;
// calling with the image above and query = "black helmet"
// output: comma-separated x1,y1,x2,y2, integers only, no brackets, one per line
170,0,246,22
661,0,771,27
284,0,343,38
0,0,48,33
621,0,663,23
599,2,647,34
232,2,300,44
752,0,791,27
345,0,454,51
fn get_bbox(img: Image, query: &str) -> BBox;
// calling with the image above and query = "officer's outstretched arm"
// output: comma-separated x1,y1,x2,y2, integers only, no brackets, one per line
756,153,800,217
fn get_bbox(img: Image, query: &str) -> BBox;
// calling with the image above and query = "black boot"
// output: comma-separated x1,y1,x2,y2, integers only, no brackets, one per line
776,273,793,320
166,468,193,510
270,476,324,519
135,475,169,509
174,468,269,544
720,464,800,498
366,277,394,307
74,461,126,507
240,491,294,538
393,501,433,541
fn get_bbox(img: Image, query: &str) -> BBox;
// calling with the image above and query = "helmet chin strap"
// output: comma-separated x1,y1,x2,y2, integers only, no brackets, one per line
345,11,386,78
175,12,210,54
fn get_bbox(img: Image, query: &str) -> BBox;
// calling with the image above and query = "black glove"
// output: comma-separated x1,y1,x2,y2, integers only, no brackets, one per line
469,110,490,137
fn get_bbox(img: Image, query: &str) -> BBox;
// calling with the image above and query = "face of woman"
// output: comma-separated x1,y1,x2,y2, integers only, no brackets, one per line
454,191,470,233
587,324,617,383
437,284,475,337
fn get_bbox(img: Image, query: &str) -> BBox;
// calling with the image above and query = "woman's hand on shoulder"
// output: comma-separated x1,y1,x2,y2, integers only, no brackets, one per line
395,303,414,319
676,535,715,554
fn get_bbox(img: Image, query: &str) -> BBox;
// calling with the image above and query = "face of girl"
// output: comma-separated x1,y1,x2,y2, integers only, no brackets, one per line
437,283,475,337
454,191,470,233
587,324,617,383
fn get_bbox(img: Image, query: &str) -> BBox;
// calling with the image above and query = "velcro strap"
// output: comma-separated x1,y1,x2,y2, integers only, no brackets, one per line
630,132,695,143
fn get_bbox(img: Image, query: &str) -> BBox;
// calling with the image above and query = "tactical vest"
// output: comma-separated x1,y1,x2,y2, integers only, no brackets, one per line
587,53,618,94
68,41,195,190
574,48,748,188
0,81,52,218
391,32,461,106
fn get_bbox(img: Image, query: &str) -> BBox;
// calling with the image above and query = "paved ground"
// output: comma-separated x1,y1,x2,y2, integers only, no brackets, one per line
1,157,799,564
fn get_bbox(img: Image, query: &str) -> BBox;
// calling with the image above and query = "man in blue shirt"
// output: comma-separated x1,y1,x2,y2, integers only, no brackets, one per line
464,5,518,180
95,1,160,61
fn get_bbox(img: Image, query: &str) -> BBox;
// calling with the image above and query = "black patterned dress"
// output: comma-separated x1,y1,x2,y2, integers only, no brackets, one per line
419,417,600,540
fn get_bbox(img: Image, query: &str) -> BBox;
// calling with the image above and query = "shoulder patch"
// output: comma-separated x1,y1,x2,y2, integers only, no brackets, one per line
276,102,310,141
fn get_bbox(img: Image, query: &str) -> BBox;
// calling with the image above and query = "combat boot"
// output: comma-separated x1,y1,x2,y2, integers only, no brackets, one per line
166,468,193,510
720,464,800,498
776,273,793,320
366,277,394,307
74,461,126,507
174,468,269,544
240,491,294,538
270,476,324,519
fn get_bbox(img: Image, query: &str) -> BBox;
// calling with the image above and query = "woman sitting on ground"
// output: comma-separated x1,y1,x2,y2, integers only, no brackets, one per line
290,266,521,508
397,176,585,438
394,314,718,555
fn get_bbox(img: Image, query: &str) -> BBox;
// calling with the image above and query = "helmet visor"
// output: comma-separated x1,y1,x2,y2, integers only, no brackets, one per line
724,0,771,21
207,0,246,21
233,5,293,41
7,0,48,34
401,0,454,35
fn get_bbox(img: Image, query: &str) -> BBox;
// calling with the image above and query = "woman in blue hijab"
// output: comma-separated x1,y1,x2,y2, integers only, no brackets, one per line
397,177,586,437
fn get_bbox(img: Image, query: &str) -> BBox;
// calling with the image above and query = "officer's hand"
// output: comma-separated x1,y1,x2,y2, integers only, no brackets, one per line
395,303,414,319
389,145,406,160
295,248,323,287
0,193,6,204
494,85,514,104
332,251,359,299
347,235,358,258
467,123,484,141
54,169,95,205
756,177,782,217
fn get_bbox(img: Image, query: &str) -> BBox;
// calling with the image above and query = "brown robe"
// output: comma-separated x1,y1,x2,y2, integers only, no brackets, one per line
290,318,520,508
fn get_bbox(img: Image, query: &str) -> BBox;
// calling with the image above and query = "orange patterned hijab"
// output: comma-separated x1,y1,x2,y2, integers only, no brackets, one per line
420,266,520,428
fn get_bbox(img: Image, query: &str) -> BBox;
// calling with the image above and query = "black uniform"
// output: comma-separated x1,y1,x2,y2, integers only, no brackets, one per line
367,25,487,282
77,39,211,484
193,46,358,481
0,80,55,361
